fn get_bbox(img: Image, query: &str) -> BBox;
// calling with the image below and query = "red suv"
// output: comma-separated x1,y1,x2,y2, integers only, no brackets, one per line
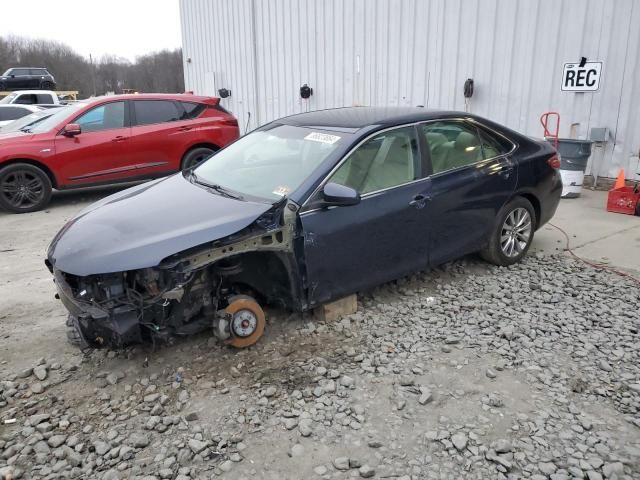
0,94,239,213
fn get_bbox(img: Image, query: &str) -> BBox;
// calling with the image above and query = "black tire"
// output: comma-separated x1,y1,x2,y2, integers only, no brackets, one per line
66,316,89,349
181,146,216,170
41,81,55,90
0,163,52,213
481,196,536,267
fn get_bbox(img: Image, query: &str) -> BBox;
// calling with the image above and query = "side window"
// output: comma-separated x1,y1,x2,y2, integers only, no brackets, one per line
476,125,513,158
14,94,37,105
75,102,125,133
329,126,420,194
12,68,29,76
0,107,29,121
133,100,181,126
421,121,483,174
179,101,206,119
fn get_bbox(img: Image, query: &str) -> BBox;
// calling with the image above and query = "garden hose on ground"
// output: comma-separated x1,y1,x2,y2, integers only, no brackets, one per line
548,222,640,285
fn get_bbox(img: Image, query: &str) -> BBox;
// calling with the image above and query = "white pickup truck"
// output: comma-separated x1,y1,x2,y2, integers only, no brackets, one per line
0,90,64,108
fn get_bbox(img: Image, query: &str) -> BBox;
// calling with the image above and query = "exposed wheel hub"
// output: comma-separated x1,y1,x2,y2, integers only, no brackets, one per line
232,309,258,337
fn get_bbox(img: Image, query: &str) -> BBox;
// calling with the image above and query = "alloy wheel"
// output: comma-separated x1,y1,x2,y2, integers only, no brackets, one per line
500,207,532,258
0,170,45,210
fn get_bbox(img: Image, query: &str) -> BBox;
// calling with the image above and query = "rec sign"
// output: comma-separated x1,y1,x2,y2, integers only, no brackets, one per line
562,61,602,91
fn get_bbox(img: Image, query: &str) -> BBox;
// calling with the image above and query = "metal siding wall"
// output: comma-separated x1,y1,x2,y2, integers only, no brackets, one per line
180,0,639,178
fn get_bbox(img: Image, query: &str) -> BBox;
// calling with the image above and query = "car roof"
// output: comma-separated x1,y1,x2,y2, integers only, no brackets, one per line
88,93,220,104
0,104,41,111
8,67,48,70
278,106,462,130
7,90,55,94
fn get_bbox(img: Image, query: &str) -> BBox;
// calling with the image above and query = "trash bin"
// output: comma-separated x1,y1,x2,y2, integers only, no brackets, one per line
546,138,593,198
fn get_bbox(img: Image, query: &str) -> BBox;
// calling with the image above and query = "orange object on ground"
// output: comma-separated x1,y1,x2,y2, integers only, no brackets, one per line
614,169,626,189
607,186,640,215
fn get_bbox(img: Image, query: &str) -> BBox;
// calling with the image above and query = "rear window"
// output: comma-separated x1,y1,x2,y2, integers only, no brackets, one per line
133,100,181,126
30,69,48,76
36,94,54,104
475,124,514,158
179,101,206,119
0,107,30,121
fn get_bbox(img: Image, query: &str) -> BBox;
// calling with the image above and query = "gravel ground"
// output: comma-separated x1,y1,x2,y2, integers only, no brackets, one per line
1,248,639,479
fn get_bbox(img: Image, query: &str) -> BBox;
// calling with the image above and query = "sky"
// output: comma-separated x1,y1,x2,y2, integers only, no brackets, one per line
0,0,182,61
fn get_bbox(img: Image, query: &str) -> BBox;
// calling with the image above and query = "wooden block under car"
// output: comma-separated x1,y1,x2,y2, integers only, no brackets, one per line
314,294,358,322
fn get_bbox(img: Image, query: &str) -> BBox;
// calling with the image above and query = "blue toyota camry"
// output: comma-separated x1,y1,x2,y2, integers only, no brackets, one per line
46,107,562,349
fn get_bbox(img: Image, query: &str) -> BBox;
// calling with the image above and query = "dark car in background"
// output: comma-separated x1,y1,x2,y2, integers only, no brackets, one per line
0,93,240,213
0,67,56,90
46,107,562,351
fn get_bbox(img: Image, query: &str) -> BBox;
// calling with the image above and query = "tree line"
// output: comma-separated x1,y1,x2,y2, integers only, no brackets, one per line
0,35,184,97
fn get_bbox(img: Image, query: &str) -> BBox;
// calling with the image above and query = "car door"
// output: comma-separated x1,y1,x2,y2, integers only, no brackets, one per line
127,99,195,175
6,68,29,89
299,125,432,306
53,100,133,185
420,119,517,266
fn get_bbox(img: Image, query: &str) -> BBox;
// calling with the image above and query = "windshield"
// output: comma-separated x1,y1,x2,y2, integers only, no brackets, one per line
193,125,348,201
0,93,18,104
0,107,64,133
28,102,88,133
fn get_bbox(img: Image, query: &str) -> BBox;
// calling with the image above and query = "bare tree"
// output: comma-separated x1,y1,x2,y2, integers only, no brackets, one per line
0,35,185,97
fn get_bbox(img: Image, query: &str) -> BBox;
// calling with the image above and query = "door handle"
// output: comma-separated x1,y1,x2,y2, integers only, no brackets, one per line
178,126,192,132
498,166,513,179
409,194,430,209
111,136,128,142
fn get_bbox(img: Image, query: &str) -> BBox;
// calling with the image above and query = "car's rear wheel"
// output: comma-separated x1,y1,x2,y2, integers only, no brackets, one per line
0,163,52,213
41,81,55,90
481,197,535,266
225,295,266,348
181,147,217,170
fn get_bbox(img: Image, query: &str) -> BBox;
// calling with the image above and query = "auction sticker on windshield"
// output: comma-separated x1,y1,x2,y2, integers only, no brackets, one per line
304,132,341,144
272,186,291,196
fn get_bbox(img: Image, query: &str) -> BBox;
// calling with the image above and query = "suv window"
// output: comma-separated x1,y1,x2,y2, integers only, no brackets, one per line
179,101,206,119
133,100,181,126
421,121,487,174
75,102,126,132
0,107,30,121
329,126,420,194
11,68,30,76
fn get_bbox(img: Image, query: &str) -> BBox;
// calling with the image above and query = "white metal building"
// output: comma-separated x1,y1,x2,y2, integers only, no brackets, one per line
180,0,640,180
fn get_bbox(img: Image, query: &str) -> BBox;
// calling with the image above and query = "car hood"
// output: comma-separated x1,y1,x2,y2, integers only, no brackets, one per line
48,174,273,276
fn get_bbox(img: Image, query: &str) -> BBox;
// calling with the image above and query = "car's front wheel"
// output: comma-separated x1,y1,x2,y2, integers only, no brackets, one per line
0,163,52,213
481,197,536,266
181,146,217,170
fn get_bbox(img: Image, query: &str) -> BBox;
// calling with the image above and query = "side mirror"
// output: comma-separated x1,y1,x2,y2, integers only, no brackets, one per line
322,182,360,207
62,123,81,137
10,74,15,78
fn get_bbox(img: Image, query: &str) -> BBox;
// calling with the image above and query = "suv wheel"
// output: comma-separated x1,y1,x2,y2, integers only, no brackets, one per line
481,197,536,266
181,147,216,170
0,163,52,213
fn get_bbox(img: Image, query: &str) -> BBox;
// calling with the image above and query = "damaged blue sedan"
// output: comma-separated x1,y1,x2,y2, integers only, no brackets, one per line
46,107,562,349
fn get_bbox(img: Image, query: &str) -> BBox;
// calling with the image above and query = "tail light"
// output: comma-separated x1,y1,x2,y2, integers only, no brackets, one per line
547,154,561,169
